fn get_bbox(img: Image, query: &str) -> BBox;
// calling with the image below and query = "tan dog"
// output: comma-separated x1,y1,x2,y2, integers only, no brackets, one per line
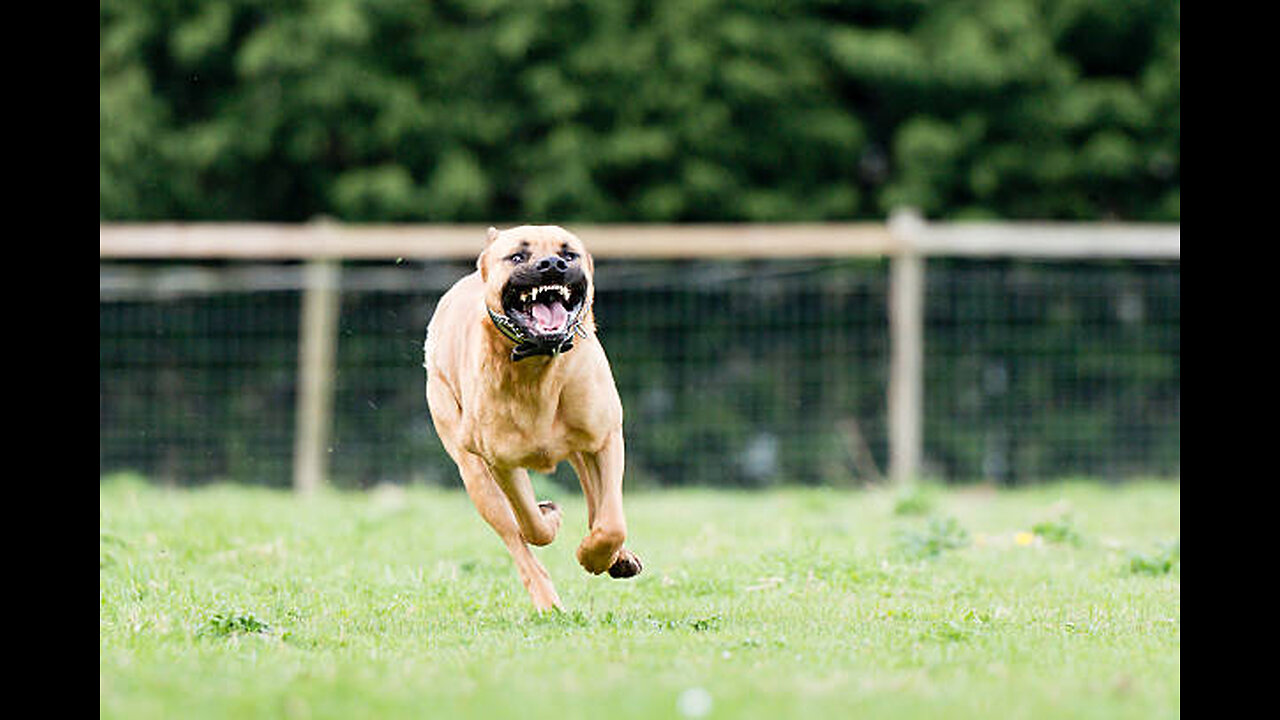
424,225,641,611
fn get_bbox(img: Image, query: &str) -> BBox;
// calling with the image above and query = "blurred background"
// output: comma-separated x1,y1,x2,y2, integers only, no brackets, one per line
99,0,1179,490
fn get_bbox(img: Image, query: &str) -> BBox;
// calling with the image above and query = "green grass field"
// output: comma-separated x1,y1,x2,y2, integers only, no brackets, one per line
100,478,1179,719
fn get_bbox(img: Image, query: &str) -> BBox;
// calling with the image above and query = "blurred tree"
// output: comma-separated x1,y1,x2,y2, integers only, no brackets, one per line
100,0,1178,222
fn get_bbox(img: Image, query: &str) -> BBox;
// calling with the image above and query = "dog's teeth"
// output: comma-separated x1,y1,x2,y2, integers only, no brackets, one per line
522,285,571,305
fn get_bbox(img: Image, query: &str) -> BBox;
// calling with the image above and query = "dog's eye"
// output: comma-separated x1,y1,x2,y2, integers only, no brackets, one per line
560,250,578,262
506,252,528,264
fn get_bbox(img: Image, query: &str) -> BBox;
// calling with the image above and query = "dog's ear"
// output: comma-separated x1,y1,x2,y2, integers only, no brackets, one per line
477,226,500,279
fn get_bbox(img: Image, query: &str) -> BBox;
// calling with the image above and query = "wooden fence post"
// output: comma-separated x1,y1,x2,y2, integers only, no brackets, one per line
888,209,925,487
293,258,340,493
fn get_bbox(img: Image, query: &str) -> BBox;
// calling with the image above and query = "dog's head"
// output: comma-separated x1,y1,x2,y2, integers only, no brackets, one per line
478,225,595,356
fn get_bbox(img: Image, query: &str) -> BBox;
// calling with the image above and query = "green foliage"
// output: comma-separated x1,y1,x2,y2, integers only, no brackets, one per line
197,610,273,639
1032,515,1084,546
891,484,936,516
892,515,970,560
100,0,1179,222
1128,539,1179,575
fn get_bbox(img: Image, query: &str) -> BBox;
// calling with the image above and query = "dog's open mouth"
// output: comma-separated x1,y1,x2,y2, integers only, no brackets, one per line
501,277,588,339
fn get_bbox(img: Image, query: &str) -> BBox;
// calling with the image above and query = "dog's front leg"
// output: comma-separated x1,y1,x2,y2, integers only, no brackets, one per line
573,430,642,578
488,465,562,547
455,454,563,611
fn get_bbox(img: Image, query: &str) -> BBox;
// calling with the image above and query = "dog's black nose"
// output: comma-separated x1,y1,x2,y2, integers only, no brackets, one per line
536,256,569,275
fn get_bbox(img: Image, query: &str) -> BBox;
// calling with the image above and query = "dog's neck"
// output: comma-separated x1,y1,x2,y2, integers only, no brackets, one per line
487,306,588,362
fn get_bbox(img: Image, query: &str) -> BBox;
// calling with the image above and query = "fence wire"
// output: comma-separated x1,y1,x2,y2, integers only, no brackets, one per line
100,257,1178,488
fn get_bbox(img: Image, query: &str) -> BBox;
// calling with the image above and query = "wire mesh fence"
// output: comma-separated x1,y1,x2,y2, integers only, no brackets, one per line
100,254,1178,488
923,259,1179,483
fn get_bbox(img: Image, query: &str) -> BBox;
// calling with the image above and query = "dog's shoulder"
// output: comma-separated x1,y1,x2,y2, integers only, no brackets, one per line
440,270,485,306
430,272,485,329
425,271,485,373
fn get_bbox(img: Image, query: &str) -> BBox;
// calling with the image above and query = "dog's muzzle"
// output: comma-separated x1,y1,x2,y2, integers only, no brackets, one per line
488,306,587,361
491,263,590,361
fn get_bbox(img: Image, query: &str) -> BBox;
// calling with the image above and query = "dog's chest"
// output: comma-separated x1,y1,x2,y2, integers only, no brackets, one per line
466,390,581,472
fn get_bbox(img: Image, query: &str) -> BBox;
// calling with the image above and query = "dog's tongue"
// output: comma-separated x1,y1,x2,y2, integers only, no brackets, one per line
530,301,568,333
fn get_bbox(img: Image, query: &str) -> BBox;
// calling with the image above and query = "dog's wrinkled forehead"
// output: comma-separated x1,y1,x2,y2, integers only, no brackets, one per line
480,225,589,278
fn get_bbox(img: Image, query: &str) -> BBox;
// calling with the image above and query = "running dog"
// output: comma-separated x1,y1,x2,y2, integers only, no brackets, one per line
424,225,641,611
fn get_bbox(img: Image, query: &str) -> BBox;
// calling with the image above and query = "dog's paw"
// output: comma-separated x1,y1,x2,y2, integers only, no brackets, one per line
607,548,643,579
534,501,562,543
576,527,625,574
